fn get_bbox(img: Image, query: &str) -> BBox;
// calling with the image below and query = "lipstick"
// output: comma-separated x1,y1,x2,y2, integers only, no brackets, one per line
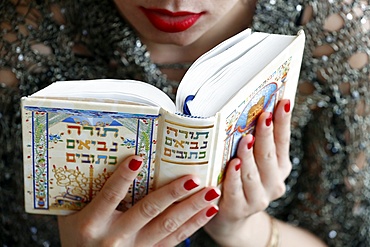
140,7,203,33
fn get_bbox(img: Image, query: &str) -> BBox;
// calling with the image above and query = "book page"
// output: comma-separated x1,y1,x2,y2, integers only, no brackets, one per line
176,30,267,113
31,79,176,113
186,28,252,71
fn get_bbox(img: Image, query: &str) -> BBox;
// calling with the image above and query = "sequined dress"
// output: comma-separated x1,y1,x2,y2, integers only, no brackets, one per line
1,1,369,246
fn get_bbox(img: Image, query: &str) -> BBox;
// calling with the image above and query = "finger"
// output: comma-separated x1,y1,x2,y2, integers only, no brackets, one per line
236,135,269,211
220,158,244,207
115,175,218,236
156,205,219,247
218,158,248,218
253,111,282,196
273,99,293,178
137,186,221,245
83,155,144,222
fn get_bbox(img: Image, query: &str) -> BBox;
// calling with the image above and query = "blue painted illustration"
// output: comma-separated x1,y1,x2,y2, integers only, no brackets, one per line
230,82,280,158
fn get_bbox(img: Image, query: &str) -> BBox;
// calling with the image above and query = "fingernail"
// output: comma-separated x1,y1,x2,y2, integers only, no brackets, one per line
206,206,219,217
247,136,255,150
128,158,142,171
265,112,273,127
184,179,199,191
284,100,291,113
205,189,220,201
235,160,241,171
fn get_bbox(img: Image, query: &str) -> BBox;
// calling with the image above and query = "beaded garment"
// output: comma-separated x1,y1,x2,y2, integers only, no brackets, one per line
1,0,369,246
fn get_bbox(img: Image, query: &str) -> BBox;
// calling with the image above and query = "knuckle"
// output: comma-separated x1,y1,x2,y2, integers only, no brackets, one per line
169,186,182,200
284,161,293,176
101,186,123,204
77,222,99,244
257,197,270,210
278,131,291,145
273,183,287,199
286,159,293,169
281,135,291,145
162,218,179,233
278,159,292,179
78,226,94,241
176,231,189,243
189,199,203,211
242,169,259,182
101,237,122,247
195,214,208,227
153,244,164,247
140,199,162,218
255,149,275,162
116,166,134,183
263,150,275,160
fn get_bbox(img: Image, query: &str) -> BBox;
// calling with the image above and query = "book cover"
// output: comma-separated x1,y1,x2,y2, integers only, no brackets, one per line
22,29,305,215
22,101,161,214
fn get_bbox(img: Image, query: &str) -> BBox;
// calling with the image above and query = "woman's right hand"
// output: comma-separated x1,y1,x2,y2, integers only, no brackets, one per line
58,155,220,247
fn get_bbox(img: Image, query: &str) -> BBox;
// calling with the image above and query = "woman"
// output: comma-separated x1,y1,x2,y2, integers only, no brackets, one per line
1,0,369,246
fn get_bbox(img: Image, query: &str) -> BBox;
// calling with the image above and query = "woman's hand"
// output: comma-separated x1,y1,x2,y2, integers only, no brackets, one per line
204,99,293,247
58,155,221,247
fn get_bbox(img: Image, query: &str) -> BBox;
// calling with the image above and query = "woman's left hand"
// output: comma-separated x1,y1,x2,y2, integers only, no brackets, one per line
204,99,293,247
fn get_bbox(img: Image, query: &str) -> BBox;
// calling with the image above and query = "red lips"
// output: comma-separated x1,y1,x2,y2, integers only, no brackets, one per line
140,7,203,33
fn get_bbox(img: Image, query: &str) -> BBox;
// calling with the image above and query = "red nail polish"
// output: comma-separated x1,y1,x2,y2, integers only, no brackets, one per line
284,100,291,113
247,136,255,150
205,189,220,201
184,179,199,191
235,163,241,171
206,206,219,217
128,159,142,171
265,112,273,127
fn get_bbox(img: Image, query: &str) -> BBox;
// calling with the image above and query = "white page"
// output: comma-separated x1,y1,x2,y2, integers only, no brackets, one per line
188,29,251,69
176,31,268,113
31,79,176,113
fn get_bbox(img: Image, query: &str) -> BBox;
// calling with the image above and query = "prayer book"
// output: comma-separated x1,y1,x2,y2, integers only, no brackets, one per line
21,28,305,215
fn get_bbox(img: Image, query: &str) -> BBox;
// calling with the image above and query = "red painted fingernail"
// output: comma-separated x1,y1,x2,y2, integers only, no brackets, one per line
206,206,219,217
184,179,199,191
235,163,241,171
247,136,255,150
265,112,273,127
205,189,220,201
284,100,291,113
128,159,142,171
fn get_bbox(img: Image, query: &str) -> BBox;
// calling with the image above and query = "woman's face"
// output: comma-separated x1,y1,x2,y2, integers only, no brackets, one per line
114,0,240,46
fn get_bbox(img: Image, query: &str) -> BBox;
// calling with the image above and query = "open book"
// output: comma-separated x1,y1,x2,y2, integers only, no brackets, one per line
22,28,305,215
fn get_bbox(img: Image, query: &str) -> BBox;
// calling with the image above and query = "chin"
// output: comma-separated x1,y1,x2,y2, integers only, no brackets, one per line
150,35,200,46
141,28,208,47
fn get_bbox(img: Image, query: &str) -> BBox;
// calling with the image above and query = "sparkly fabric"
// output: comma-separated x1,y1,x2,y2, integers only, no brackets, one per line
255,1,370,246
1,0,369,246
